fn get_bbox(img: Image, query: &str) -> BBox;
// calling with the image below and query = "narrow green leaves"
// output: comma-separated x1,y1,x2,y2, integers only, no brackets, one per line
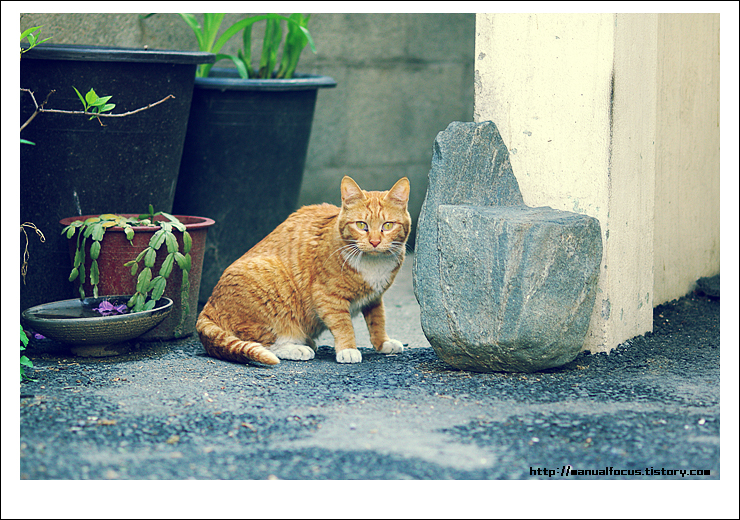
178,13,316,79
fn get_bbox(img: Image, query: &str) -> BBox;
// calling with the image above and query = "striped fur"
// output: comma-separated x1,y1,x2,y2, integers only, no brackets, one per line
197,176,411,365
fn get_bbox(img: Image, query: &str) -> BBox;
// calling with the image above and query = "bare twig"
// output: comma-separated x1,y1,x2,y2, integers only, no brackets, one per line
20,89,175,131
19,88,55,133
20,222,46,285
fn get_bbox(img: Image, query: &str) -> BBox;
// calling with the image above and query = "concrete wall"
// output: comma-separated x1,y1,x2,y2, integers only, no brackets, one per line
654,14,721,304
474,13,720,353
19,13,476,244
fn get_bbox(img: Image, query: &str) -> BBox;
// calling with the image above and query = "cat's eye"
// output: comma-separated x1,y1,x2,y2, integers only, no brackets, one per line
356,221,368,231
382,222,394,232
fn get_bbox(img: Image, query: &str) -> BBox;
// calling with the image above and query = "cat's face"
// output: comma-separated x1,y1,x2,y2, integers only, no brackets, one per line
338,176,411,256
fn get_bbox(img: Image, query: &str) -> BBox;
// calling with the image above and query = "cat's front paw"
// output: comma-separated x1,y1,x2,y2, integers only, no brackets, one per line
378,339,404,354
336,348,362,364
271,343,315,361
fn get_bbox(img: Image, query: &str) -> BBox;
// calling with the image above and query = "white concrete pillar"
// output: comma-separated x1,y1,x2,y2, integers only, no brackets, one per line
474,14,657,353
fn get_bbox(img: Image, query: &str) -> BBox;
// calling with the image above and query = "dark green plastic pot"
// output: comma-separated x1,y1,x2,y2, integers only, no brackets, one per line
172,68,336,303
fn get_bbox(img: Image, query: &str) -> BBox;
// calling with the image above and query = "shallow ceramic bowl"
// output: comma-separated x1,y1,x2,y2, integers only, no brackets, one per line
22,295,173,346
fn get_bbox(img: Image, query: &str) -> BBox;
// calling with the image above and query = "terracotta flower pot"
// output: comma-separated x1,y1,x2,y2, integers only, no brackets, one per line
58,214,215,340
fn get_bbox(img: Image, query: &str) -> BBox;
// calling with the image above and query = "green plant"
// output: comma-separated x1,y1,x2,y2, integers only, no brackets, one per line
72,87,115,120
61,206,193,317
20,26,51,145
174,13,316,79
20,325,35,382
20,25,52,58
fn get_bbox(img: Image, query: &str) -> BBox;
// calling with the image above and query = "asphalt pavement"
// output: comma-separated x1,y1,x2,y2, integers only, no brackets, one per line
13,254,728,515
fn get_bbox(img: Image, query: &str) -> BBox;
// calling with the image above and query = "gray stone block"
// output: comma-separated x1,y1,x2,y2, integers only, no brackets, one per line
413,121,603,372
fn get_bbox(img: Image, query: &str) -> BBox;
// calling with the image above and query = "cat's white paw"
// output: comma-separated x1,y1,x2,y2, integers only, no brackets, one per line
271,343,315,361
379,339,404,354
336,349,362,364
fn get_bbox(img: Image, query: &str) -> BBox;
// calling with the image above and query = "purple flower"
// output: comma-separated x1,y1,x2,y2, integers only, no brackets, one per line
93,300,128,316
34,333,46,340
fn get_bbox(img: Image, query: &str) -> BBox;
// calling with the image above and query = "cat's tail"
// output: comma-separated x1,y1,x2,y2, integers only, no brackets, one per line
196,314,280,366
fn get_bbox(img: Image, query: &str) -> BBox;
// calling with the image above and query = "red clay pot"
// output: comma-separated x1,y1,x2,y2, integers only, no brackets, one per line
59,214,215,340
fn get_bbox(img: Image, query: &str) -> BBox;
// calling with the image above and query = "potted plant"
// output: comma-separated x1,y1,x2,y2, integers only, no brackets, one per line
58,207,215,340
147,13,337,303
19,26,215,312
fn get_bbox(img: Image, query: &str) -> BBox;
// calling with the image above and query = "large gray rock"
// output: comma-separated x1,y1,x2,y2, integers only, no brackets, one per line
413,121,603,373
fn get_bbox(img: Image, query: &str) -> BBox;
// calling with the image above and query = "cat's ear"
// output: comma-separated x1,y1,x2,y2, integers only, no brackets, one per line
341,176,365,205
385,177,410,206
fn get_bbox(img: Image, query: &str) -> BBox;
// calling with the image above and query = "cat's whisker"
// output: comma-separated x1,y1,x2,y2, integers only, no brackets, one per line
324,242,359,270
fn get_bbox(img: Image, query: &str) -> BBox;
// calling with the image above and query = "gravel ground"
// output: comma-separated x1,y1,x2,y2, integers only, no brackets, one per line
12,257,727,514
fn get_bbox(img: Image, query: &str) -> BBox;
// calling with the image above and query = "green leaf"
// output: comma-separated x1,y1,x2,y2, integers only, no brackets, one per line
129,261,139,276
79,285,86,299
182,231,192,254
137,267,152,293
73,248,83,268
134,248,148,263
161,212,186,232
124,225,134,241
259,17,282,78
89,240,101,260
143,299,157,311
85,88,99,106
69,267,79,282
178,13,205,50
93,284,99,298
20,355,33,368
217,53,252,79
144,247,157,268
90,259,100,285
20,325,29,347
182,252,192,272
91,223,105,241
202,13,225,52
241,23,253,76
20,26,42,42
160,253,175,278
174,252,186,270
100,103,116,113
93,95,113,106
150,229,166,250
165,232,178,254
73,86,87,110
149,276,167,300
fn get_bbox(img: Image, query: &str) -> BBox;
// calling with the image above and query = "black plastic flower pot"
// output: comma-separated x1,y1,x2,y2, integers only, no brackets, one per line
172,68,336,303
20,44,214,312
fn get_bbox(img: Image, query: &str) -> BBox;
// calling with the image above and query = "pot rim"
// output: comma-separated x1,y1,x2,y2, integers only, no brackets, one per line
20,42,215,65
195,67,337,91
59,214,215,232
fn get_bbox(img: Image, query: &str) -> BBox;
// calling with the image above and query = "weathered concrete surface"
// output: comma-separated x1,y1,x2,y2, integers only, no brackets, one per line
16,256,721,500
414,121,602,372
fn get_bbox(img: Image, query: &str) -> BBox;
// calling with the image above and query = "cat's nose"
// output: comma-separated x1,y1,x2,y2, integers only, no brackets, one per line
369,238,381,248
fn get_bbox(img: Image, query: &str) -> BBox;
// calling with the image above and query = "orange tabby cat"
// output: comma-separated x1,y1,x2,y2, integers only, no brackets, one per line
197,176,411,365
